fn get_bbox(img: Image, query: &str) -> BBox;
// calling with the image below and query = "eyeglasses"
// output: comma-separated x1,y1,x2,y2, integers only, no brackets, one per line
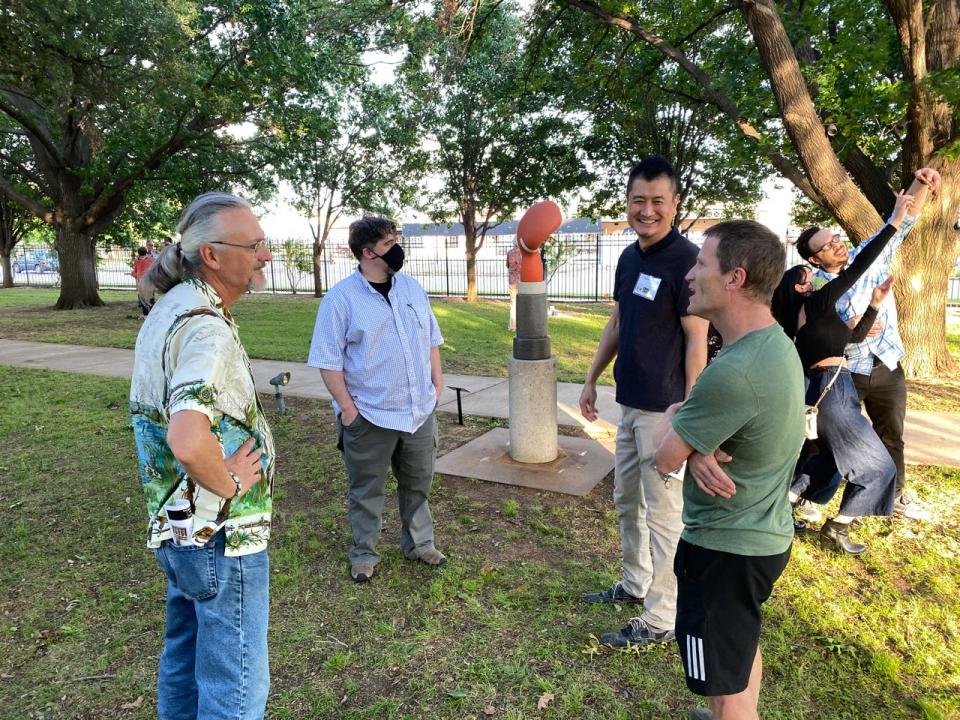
814,234,845,254
210,239,268,254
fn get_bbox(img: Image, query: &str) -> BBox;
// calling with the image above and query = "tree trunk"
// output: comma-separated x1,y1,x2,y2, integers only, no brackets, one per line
737,0,884,242
312,237,324,297
313,224,332,298
0,252,13,288
54,222,103,309
463,211,478,302
893,157,959,377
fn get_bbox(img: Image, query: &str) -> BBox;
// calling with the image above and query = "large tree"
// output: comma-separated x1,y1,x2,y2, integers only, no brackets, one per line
0,0,382,308
550,0,959,376
272,81,425,296
401,0,590,302
530,8,767,223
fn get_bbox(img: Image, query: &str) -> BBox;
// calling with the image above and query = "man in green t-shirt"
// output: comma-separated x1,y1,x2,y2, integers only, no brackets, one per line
653,220,805,720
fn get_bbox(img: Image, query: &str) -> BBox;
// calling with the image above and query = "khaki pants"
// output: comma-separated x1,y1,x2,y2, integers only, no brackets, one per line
508,284,518,331
614,405,685,632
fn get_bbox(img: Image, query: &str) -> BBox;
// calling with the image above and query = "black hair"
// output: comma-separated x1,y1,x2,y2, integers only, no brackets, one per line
771,264,809,339
137,247,147,257
626,156,678,196
796,226,821,263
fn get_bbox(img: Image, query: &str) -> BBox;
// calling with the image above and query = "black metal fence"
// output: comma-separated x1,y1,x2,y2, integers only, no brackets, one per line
7,238,960,304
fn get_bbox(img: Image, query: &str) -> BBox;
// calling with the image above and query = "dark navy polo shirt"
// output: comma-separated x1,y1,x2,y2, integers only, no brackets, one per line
612,227,699,412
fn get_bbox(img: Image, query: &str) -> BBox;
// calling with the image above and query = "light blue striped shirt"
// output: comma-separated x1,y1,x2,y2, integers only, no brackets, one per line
307,268,443,433
813,214,916,375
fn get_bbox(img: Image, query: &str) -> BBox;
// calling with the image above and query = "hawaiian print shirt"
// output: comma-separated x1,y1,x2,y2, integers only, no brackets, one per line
130,276,276,557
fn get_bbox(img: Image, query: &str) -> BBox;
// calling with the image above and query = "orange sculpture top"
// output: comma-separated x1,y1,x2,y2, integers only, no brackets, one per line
516,200,563,282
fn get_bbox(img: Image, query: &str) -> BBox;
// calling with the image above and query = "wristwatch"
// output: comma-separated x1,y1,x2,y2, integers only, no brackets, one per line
227,471,242,499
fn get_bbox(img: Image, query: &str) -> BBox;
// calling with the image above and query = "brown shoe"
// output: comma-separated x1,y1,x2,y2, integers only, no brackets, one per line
350,563,375,582
406,547,447,566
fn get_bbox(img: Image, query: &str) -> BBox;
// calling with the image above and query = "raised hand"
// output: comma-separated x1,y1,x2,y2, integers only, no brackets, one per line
891,192,915,226
914,167,942,193
871,275,894,308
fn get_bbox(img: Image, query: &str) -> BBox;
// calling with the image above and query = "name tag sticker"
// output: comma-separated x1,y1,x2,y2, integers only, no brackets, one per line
633,273,661,301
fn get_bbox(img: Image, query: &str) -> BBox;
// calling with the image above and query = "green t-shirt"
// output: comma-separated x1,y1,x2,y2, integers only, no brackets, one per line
672,323,804,556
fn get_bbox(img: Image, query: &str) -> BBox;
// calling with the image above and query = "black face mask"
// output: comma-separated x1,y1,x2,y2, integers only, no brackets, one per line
371,243,405,273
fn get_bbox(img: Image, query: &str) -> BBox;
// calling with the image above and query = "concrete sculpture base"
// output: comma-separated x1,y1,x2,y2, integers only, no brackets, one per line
508,356,558,463
433,428,613,496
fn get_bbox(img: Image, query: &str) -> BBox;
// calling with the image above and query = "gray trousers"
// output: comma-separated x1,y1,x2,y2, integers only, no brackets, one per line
338,411,438,565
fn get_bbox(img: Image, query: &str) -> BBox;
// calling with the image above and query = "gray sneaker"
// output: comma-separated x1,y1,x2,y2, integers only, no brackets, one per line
350,563,374,583
794,499,822,523
582,581,643,605
601,617,675,648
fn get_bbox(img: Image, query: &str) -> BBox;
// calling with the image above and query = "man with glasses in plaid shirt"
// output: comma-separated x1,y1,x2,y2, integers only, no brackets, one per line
798,167,942,520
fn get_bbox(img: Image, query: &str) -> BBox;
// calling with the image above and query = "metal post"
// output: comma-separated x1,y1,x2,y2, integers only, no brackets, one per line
449,386,469,425
322,240,330,295
594,231,601,301
269,243,277,293
444,239,450,297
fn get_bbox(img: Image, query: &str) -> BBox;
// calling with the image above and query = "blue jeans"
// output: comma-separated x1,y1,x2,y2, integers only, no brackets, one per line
153,531,270,720
791,368,896,517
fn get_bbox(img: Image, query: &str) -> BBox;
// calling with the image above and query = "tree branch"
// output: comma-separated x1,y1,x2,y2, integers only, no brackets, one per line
736,0,882,239
0,88,64,168
0,175,54,223
0,151,53,195
560,0,823,205
837,141,895,215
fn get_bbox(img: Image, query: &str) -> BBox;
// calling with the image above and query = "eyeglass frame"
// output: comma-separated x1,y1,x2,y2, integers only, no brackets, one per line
209,239,268,254
812,233,845,255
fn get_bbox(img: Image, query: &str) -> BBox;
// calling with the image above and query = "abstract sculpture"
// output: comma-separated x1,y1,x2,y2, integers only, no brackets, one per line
509,201,563,463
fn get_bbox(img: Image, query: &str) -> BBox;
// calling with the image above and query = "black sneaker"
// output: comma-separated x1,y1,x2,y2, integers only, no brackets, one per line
582,581,643,605
600,617,675,648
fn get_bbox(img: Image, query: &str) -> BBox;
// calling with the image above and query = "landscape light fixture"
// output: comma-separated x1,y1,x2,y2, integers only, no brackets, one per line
269,371,291,414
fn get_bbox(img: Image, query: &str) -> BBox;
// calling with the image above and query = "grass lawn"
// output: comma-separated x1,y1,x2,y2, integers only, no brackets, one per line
1,288,959,409
1,366,958,719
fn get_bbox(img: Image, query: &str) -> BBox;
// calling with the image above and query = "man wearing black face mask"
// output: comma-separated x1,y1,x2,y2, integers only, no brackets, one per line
308,215,447,583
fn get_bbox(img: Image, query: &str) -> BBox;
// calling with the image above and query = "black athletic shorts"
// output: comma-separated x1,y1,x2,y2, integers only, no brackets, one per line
673,538,791,697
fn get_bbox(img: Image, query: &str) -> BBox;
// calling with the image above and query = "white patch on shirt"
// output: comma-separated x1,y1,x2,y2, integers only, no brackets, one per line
633,273,661,301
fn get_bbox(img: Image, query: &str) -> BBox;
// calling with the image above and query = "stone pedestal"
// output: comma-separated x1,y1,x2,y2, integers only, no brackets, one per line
508,356,559,463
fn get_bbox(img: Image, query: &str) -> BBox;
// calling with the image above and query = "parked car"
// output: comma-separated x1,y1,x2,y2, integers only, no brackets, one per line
13,251,59,274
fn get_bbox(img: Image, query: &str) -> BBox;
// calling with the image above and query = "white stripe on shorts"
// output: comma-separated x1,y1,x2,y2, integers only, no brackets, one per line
686,635,706,682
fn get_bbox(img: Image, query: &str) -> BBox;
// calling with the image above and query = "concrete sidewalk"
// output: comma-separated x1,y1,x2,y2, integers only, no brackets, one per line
2,338,958,468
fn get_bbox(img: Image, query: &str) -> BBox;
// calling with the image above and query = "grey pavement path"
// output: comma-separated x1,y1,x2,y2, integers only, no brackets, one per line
2,338,959,468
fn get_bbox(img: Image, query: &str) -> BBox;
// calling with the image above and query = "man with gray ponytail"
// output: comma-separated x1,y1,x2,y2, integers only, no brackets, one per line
130,192,277,720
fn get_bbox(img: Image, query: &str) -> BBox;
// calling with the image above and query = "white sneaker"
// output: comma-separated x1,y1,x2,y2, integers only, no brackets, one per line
893,493,931,521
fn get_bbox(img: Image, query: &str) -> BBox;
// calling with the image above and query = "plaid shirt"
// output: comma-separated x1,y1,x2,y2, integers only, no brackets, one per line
812,215,917,376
